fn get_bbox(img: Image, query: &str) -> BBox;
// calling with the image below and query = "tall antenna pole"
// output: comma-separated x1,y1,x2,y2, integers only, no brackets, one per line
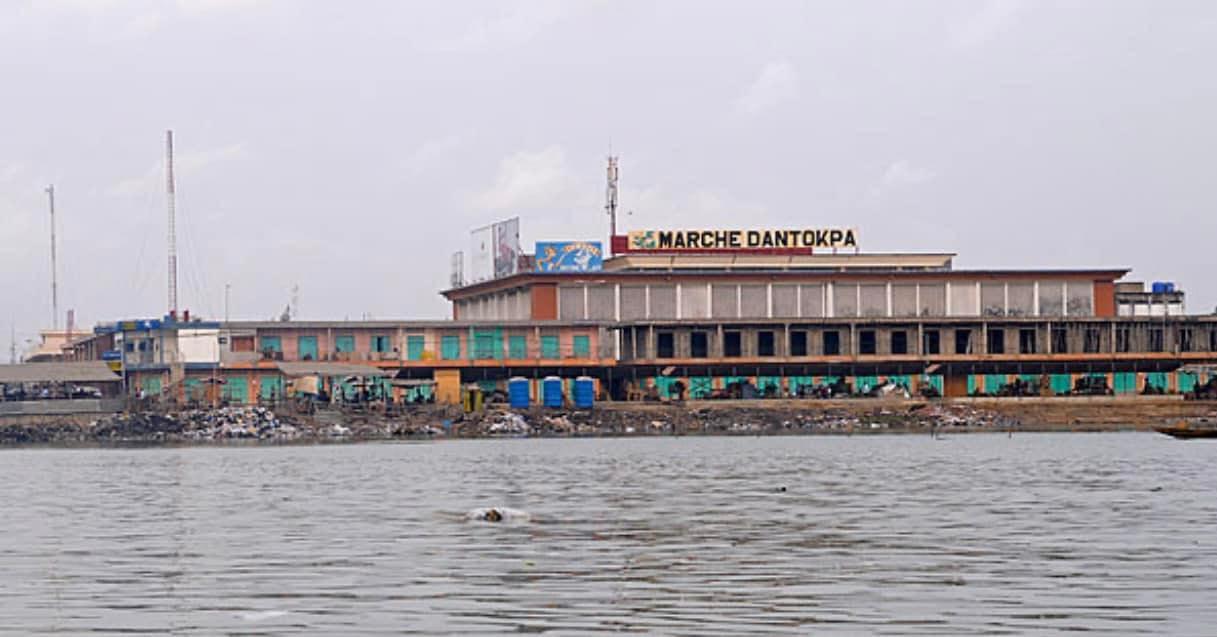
605,155,619,239
166,130,178,316
9,324,15,365
45,184,59,329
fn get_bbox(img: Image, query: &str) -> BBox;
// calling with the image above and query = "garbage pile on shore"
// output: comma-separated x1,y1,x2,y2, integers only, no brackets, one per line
0,400,1055,445
450,402,1020,437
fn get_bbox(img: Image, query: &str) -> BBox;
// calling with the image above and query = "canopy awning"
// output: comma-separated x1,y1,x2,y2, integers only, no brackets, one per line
276,362,390,378
0,362,122,384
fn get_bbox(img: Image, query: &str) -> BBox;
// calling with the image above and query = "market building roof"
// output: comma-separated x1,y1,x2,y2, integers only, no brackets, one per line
0,362,122,384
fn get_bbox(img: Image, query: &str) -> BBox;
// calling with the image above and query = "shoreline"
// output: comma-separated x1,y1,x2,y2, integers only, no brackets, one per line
1,397,1211,447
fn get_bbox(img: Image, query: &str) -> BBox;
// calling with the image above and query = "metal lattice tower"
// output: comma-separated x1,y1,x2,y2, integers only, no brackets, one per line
166,130,178,315
605,155,619,238
45,184,58,329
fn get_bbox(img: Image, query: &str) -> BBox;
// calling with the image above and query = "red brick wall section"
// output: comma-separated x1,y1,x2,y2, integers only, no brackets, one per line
531,283,558,320
1094,280,1116,317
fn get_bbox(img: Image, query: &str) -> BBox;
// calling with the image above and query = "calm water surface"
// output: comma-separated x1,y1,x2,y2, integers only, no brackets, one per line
1,433,1215,635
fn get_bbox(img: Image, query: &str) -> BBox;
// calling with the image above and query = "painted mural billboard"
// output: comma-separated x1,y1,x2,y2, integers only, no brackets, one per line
535,241,604,273
493,217,521,278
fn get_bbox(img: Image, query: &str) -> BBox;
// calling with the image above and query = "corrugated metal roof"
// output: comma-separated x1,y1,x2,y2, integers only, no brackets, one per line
0,362,121,383
276,362,390,377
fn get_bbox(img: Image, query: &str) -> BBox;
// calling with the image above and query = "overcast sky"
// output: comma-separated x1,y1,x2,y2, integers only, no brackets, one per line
2,0,1215,353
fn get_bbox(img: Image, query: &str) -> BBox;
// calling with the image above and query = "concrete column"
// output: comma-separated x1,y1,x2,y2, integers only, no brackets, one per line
945,282,952,316
1033,281,1040,316
675,283,682,320
644,285,651,319
796,284,802,318
826,282,835,317
886,281,893,317
767,283,773,318
583,285,589,320
706,283,712,318
614,283,621,321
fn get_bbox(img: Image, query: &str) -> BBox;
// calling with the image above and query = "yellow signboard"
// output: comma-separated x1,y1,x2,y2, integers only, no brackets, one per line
627,228,858,251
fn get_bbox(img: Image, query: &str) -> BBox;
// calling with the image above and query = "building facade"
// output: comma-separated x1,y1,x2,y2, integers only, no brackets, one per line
68,231,1217,404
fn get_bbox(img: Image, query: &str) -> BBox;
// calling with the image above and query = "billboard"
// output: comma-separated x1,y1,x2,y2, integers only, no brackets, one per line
535,241,604,273
627,228,858,251
493,217,520,278
469,226,494,282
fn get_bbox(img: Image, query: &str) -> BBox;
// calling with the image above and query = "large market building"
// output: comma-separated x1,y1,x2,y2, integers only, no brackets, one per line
66,227,1217,404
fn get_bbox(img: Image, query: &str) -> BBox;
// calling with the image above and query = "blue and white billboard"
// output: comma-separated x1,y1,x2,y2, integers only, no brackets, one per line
535,241,604,273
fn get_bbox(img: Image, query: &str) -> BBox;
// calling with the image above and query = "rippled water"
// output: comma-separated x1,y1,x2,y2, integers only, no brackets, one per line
1,433,1215,635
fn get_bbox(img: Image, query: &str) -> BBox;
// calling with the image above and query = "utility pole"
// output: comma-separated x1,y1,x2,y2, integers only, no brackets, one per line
224,283,231,322
166,130,179,316
46,185,58,329
8,324,15,364
605,155,619,240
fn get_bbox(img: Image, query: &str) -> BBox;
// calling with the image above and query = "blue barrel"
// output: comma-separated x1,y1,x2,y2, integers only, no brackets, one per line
1152,281,1167,294
508,377,530,409
542,376,564,408
573,377,595,409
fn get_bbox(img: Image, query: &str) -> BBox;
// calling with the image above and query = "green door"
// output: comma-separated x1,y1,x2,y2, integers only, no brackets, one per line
925,375,944,394
224,377,248,404
787,376,814,395
441,335,461,360
1145,372,1168,393
260,376,284,401
572,334,591,358
335,335,355,353
984,375,1005,395
1179,372,1198,393
473,330,500,359
141,376,162,396
540,335,560,359
406,335,425,361
1113,372,1136,394
259,336,282,353
1051,374,1072,395
508,335,527,359
298,336,318,360
689,377,713,399
855,375,879,393
655,376,680,399
184,378,202,402
757,376,782,396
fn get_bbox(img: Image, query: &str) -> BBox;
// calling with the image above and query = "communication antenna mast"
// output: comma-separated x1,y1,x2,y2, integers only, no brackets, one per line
166,130,179,316
45,185,58,329
291,284,300,321
605,155,619,239
9,324,15,365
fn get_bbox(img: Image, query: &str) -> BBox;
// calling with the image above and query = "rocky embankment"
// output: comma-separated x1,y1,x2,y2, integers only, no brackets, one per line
0,402,1026,445
1,398,1211,445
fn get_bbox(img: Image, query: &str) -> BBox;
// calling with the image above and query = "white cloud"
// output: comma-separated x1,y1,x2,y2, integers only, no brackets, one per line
737,60,798,116
176,0,266,16
952,0,1026,48
880,160,937,187
472,146,577,211
429,1,568,53
865,159,938,205
108,142,249,197
627,185,768,230
400,132,473,177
